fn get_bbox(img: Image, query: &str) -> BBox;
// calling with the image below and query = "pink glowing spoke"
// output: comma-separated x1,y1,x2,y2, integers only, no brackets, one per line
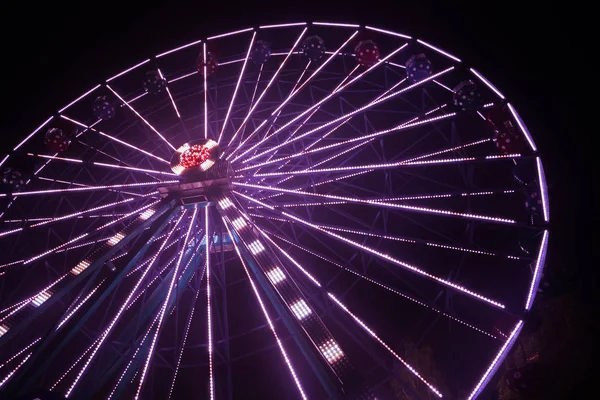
416,39,461,63
235,192,506,309
65,212,185,397
270,31,359,116
59,84,101,113
328,294,443,397
226,28,308,153
535,157,550,222
22,199,159,265
236,111,457,173
223,219,308,400
268,231,498,338
251,153,521,178
36,176,147,198
218,32,256,144
205,207,215,400
203,43,209,140
467,321,523,400
235,182,515,224
241,67,455,163
0,338,41,371
232,42,407,164
157,69,182,119
525,230,549,310
25,152,177,177
51,338,99,390
0,353,32,387
168,71,198,83
57,279,106,330
0,197,136,239
135,208,197,398
107,85,176,151
2,180,173,198
13,116,54,151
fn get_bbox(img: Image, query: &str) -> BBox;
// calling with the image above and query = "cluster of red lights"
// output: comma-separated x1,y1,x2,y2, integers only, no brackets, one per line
180,144,211,168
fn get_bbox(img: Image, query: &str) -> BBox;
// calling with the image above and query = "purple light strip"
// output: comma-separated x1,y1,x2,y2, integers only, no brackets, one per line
107,85,176,151
525,230,549,310
157,69,182,119
416,39,461,63
235,192,506,308
60,115,170,164
536,157,550,222
65,213,185,397
223,219,308,400
205,207,214,400
168,71,197,83
135,208,197,397
231,44,408,163
470,68,505,100
225,28,308,153
207,27,253,41
507,103,537,152
467,320,523,400
218,32,256,144
157,38,203,58
313,22,360,27
13,116,53,151
328,294,443,397
203,43,208,140
59,84,101,113
240,67,455,164
365,25,412,39
106,59,151,82
259,22,307,29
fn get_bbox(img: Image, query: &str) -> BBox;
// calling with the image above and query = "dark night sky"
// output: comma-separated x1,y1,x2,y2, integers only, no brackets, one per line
0,0,593,397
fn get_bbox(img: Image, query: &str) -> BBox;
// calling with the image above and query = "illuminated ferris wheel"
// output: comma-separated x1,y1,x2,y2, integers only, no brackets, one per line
0,21,549,400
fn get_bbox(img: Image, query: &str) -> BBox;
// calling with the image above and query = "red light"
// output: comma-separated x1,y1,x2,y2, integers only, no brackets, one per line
180,144,211,168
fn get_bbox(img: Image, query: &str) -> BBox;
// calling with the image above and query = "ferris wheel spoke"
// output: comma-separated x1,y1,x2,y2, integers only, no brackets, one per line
218,31,257,144
157,68,186,129
227,30,361,160
265,229,499,339
235,106,458,174
106,85,176,152
234,182,516,225
239,66,455,164
231,44,409,163
167,254,207,400
64,210,186,397
204,206,216,400
0,197,138,240
1,180,174,198
225,28,309,151
35,176,150,198
134,208,197,398
15,198,160,267
24,152,178,177
223,218,308,400
235,191,506,309
250,223,444,398
60,115,170,164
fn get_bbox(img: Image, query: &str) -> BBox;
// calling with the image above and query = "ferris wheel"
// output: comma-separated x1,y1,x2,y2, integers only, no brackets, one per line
0,21,550,399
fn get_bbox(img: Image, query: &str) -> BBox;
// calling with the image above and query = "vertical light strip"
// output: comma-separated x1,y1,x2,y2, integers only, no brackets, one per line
203,43,209,140
205,207,214,400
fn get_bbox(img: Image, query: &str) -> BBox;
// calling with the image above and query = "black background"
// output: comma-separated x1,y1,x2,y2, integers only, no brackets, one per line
0,0,592,397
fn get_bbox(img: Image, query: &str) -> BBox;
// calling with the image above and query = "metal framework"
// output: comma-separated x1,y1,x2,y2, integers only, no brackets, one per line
0,22,549,399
